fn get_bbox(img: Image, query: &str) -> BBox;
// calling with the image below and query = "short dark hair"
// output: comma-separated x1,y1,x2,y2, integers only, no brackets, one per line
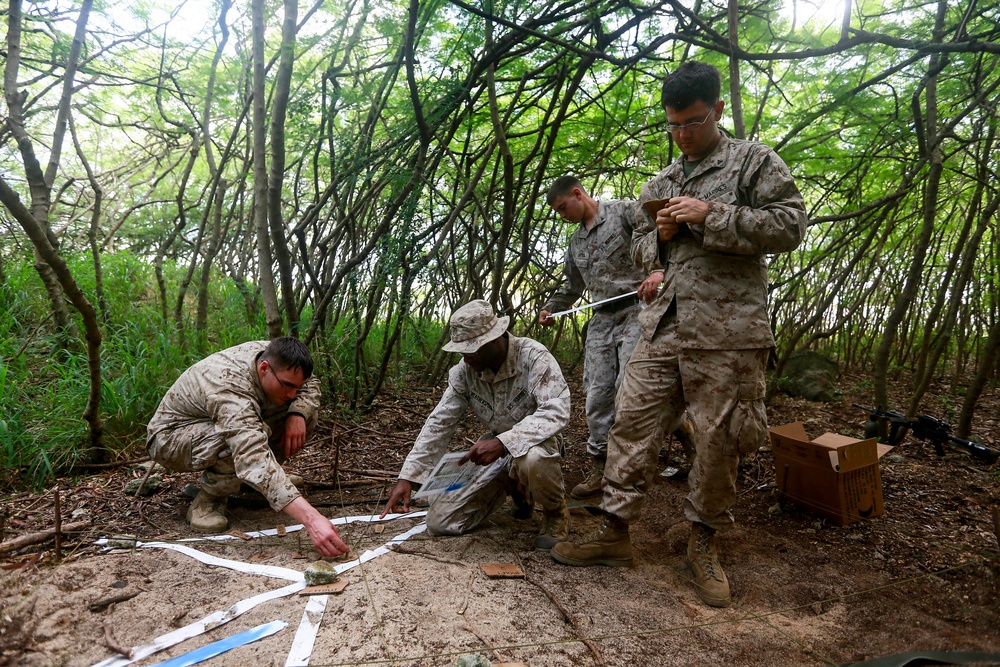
546,175,583,205
661,61,721,111
262,336,314,378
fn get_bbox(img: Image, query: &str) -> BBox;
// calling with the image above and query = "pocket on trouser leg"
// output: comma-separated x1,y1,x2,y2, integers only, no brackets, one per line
728,379,767,456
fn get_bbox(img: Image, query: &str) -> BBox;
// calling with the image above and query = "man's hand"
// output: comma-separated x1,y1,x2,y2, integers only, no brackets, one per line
282,413,307,458
538,310,555,326
638,270,664,304
283,496,349,557
662,196,710,225
380,479,414,518
460,437,506,466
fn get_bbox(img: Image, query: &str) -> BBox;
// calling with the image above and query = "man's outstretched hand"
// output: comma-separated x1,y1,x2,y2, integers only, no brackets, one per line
380,479,414,518
283,496,349,557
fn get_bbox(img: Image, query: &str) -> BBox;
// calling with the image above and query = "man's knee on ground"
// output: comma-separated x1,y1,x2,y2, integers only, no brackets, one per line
426,506,473,536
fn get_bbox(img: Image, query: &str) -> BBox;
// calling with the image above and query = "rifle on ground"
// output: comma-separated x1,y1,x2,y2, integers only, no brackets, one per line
853,404,999,464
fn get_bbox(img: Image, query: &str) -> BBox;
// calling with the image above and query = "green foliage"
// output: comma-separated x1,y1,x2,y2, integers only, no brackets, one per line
0,252,263,490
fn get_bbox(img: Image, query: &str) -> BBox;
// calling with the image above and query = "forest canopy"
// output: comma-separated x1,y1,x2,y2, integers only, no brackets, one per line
1,0,999,483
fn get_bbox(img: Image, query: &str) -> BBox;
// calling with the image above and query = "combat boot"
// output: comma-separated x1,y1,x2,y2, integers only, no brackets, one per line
688,522,731,607
570,455,605,499
535,503,570,550
186,491,229,533
550,513,632,566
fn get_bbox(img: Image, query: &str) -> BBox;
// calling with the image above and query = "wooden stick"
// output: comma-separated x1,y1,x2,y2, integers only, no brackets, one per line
526,574,606,667
70,457,149,470
54,488,62,562
332,432,340,482
992,505,1000,550
103,622,133,658
134,462,157,498
0,520,92,555
89,591,140,612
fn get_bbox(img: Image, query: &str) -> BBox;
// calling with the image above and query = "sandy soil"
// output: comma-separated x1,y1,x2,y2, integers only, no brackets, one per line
1,371,999,667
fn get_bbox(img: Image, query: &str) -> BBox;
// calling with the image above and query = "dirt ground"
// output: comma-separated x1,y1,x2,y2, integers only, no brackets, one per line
1,369,999,667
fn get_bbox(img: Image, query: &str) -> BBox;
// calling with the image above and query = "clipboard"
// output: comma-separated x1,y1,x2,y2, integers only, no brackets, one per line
412,452,478,499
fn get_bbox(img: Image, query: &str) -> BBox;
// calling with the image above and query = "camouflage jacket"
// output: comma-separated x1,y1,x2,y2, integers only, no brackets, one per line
399,335,570,484
632,135,807,349
542,199,646,313
146,341,321,511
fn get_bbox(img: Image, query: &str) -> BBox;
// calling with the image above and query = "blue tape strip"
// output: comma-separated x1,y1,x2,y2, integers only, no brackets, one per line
148,620,288,667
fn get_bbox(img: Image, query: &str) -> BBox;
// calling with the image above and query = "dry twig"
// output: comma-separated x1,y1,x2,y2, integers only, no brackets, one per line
89,591,140,613
103,621,133,658
0,520,93,555
525,574,606,667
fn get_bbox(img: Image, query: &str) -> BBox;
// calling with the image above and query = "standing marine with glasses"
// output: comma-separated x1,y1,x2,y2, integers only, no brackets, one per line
551,61,807,608
146,337,349,557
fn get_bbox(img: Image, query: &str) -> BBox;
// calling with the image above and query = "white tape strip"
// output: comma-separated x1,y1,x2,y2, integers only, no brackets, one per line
134,541,304,581
284,594,328,667
96,511,428,545
283,521,429,666
333,521,428,575
91,580,305,667
90,514,429,667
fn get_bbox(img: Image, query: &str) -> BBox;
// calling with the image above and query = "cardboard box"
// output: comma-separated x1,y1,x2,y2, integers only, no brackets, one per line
768,422,892,525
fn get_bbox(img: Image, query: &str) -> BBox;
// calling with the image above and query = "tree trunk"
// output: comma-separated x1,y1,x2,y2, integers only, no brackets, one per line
727,0,746,139
1,0,105,459
873,0,948,418
252,0,283,338
268,0,301,335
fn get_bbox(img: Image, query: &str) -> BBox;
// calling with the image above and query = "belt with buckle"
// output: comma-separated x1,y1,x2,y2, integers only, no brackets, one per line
595,294,639,313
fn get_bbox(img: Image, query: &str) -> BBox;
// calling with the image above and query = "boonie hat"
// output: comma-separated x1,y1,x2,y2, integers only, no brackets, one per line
442,299,509,354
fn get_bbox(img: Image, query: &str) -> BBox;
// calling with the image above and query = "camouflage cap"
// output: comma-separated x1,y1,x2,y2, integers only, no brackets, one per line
442,299,509,354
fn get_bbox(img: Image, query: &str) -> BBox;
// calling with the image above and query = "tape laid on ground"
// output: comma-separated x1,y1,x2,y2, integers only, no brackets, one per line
283,521,429,666
147,620,287,667
92,581,305,667
285,594,328,667
91,514,428,667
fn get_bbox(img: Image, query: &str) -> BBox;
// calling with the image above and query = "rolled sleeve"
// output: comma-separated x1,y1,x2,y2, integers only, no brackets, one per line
286,376,321,430
208,388,300,511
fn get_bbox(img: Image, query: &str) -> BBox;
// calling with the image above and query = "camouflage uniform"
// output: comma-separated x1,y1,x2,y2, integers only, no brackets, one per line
542,200,646,457
146,341,320,511
601,134,806,531
399,335,570,535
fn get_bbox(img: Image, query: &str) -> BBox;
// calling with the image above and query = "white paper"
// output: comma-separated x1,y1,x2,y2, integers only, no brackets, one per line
412,452,477,499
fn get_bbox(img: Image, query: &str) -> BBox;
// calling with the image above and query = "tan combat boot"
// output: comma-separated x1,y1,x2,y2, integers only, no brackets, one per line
688,522,731,607
550,513,633,566
570,455,605,499
186,491,229,533
535,503,570,550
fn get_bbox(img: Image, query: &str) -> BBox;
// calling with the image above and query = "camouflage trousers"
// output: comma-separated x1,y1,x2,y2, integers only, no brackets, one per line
583,305,641,458
427,435,566,536
600,313,769,531
147,413,311,503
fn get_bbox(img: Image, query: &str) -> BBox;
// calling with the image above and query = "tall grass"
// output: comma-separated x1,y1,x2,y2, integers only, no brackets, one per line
0,252,265,490
0,252,452,491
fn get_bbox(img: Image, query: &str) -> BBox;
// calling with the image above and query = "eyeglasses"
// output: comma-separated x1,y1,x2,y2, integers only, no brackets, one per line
667,109,715,133
268,364,303,391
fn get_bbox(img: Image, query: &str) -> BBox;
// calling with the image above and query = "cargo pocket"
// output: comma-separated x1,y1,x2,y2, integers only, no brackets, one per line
729,379,767,455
